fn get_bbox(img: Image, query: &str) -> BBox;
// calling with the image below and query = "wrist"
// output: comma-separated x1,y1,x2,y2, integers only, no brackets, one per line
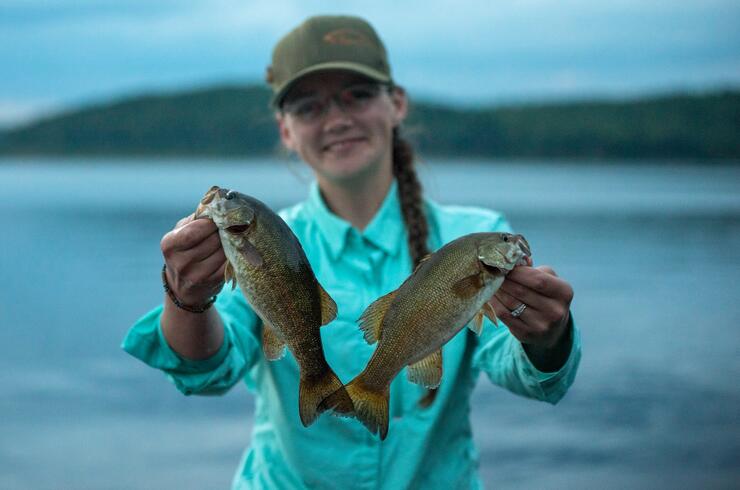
162,264,217,314
523,313,573,372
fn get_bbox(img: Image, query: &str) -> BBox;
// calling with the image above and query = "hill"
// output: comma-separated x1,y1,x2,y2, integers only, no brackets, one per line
1,85,738,159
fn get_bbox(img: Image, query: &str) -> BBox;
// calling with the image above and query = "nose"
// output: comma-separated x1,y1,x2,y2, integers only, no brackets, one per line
322,97,352,131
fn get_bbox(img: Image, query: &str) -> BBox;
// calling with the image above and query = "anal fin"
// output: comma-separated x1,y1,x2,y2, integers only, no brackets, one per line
407,349,443,389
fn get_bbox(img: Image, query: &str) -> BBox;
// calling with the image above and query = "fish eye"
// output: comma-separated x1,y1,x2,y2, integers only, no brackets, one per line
225,190,237,200
226,224,249,234
502,235,509,242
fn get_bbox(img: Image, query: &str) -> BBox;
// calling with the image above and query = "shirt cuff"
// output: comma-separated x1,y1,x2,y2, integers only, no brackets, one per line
515,315,582,400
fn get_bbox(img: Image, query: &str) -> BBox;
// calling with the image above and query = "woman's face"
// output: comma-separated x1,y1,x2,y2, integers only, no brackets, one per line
277,70,407,186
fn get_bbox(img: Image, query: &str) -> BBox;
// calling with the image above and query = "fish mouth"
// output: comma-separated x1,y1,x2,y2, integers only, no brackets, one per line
482,264,504,276
515,234,531,257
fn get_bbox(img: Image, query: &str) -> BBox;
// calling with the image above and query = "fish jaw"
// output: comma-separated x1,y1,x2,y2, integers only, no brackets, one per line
195,187,257,233
478,233,531,273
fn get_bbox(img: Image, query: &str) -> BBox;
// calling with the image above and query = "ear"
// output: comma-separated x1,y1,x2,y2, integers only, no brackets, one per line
276,113,296,152
389,86,409,126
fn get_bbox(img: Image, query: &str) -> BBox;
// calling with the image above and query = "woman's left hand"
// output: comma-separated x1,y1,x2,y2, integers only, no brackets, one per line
488,265,574,371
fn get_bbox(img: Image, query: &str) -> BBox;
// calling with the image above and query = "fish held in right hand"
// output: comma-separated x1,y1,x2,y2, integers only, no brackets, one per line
344,232,531,439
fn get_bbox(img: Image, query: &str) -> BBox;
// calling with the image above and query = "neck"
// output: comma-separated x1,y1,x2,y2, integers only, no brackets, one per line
318,166,393,231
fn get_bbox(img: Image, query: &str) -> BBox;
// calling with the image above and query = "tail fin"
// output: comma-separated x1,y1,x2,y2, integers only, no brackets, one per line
318,385,355,417
299,369,352,427
345,378,390,440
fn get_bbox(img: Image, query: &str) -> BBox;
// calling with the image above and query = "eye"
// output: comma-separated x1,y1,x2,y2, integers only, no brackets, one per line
502,235,509,242
286,97,323,120
226,224,250,234
342,84,380,108
225,190,237,200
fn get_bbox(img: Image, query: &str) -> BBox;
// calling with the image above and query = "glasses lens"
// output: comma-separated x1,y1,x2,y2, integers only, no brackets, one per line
284,96,324,121
284,83,385,121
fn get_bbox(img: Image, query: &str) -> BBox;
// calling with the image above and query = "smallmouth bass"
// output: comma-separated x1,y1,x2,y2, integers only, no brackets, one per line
195,186,353,426
335,232,531,439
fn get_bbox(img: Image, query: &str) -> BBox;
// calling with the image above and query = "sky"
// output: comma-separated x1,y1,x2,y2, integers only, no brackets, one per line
2,0,739,127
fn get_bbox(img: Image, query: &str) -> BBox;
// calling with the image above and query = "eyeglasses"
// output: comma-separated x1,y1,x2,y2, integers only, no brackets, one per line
281,83,387,123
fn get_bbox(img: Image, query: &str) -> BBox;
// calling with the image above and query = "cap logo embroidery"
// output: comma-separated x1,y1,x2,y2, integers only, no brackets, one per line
323,28,371,46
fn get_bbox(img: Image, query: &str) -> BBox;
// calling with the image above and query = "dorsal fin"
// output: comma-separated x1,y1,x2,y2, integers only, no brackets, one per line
412,253,432,274
357,289,397,344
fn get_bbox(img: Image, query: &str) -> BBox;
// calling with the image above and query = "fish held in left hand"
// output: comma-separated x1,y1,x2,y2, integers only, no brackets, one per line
194,185,353,426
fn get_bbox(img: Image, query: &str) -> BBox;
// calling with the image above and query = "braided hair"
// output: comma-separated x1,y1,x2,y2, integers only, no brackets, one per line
391,127,430,268
391,126,438,408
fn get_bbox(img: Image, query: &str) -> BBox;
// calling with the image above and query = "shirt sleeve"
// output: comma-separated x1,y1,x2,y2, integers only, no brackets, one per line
121,286,261,396
472,316,582,404
470,211,582,404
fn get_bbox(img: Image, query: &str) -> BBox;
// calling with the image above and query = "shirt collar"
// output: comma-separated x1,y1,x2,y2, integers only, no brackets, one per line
306,180,405,261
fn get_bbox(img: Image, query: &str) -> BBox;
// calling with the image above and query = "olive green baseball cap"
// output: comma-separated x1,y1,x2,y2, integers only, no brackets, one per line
266,15,392,107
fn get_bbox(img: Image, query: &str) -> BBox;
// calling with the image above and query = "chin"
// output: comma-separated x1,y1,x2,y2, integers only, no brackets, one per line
321,151,375,177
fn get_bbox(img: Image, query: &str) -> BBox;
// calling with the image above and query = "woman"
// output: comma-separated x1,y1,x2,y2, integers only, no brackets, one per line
123,15,581,489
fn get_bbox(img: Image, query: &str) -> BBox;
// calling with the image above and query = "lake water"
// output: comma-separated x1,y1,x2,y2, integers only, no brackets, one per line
1,158,739,489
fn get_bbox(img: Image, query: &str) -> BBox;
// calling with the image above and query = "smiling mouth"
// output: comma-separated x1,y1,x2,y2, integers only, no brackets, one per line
323,137,365,151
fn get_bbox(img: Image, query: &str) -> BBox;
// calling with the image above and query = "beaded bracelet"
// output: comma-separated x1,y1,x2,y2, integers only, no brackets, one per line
161,264,217,313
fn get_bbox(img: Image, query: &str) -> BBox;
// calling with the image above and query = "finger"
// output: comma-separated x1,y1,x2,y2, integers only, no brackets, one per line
504,267,571,301
175,213,195,229
205,261,228,285
197,247,227,277
488,296,530,337
187,231,224,262
493,288,543,325
164,219,219,252
495,280,552,312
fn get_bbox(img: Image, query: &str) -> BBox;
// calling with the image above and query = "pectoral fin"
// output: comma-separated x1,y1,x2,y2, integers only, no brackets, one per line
224,261,237,290
407,349,443,389
262,321,286,360
317,282,338,326
239,240,264,268
451,273,484,299
357,289,397,344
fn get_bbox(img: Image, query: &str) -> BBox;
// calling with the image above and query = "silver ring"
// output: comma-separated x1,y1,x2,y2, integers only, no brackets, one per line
510,303,527,318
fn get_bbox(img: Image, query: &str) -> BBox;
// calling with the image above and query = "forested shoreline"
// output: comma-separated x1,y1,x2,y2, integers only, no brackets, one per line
1,86,737,160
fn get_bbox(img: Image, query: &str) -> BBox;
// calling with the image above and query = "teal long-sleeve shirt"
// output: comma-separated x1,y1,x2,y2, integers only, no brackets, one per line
122,182,581,489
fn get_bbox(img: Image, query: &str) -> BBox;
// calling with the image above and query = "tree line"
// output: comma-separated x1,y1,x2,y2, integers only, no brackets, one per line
1,85,738,160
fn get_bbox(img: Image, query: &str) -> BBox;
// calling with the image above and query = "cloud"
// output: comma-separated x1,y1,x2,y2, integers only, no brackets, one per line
0,0,738,125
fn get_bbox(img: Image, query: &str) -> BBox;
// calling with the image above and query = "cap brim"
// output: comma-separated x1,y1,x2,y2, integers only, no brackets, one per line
271,61,392,108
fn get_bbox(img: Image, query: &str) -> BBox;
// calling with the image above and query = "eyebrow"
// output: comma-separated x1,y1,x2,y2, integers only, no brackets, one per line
286,79,377,101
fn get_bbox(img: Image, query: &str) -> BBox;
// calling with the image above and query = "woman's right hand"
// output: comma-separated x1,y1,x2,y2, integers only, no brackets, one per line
160,214,227,307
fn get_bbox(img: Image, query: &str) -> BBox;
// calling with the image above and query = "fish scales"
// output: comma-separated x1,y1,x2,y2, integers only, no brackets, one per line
195,186,354,426
334,232,530,439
